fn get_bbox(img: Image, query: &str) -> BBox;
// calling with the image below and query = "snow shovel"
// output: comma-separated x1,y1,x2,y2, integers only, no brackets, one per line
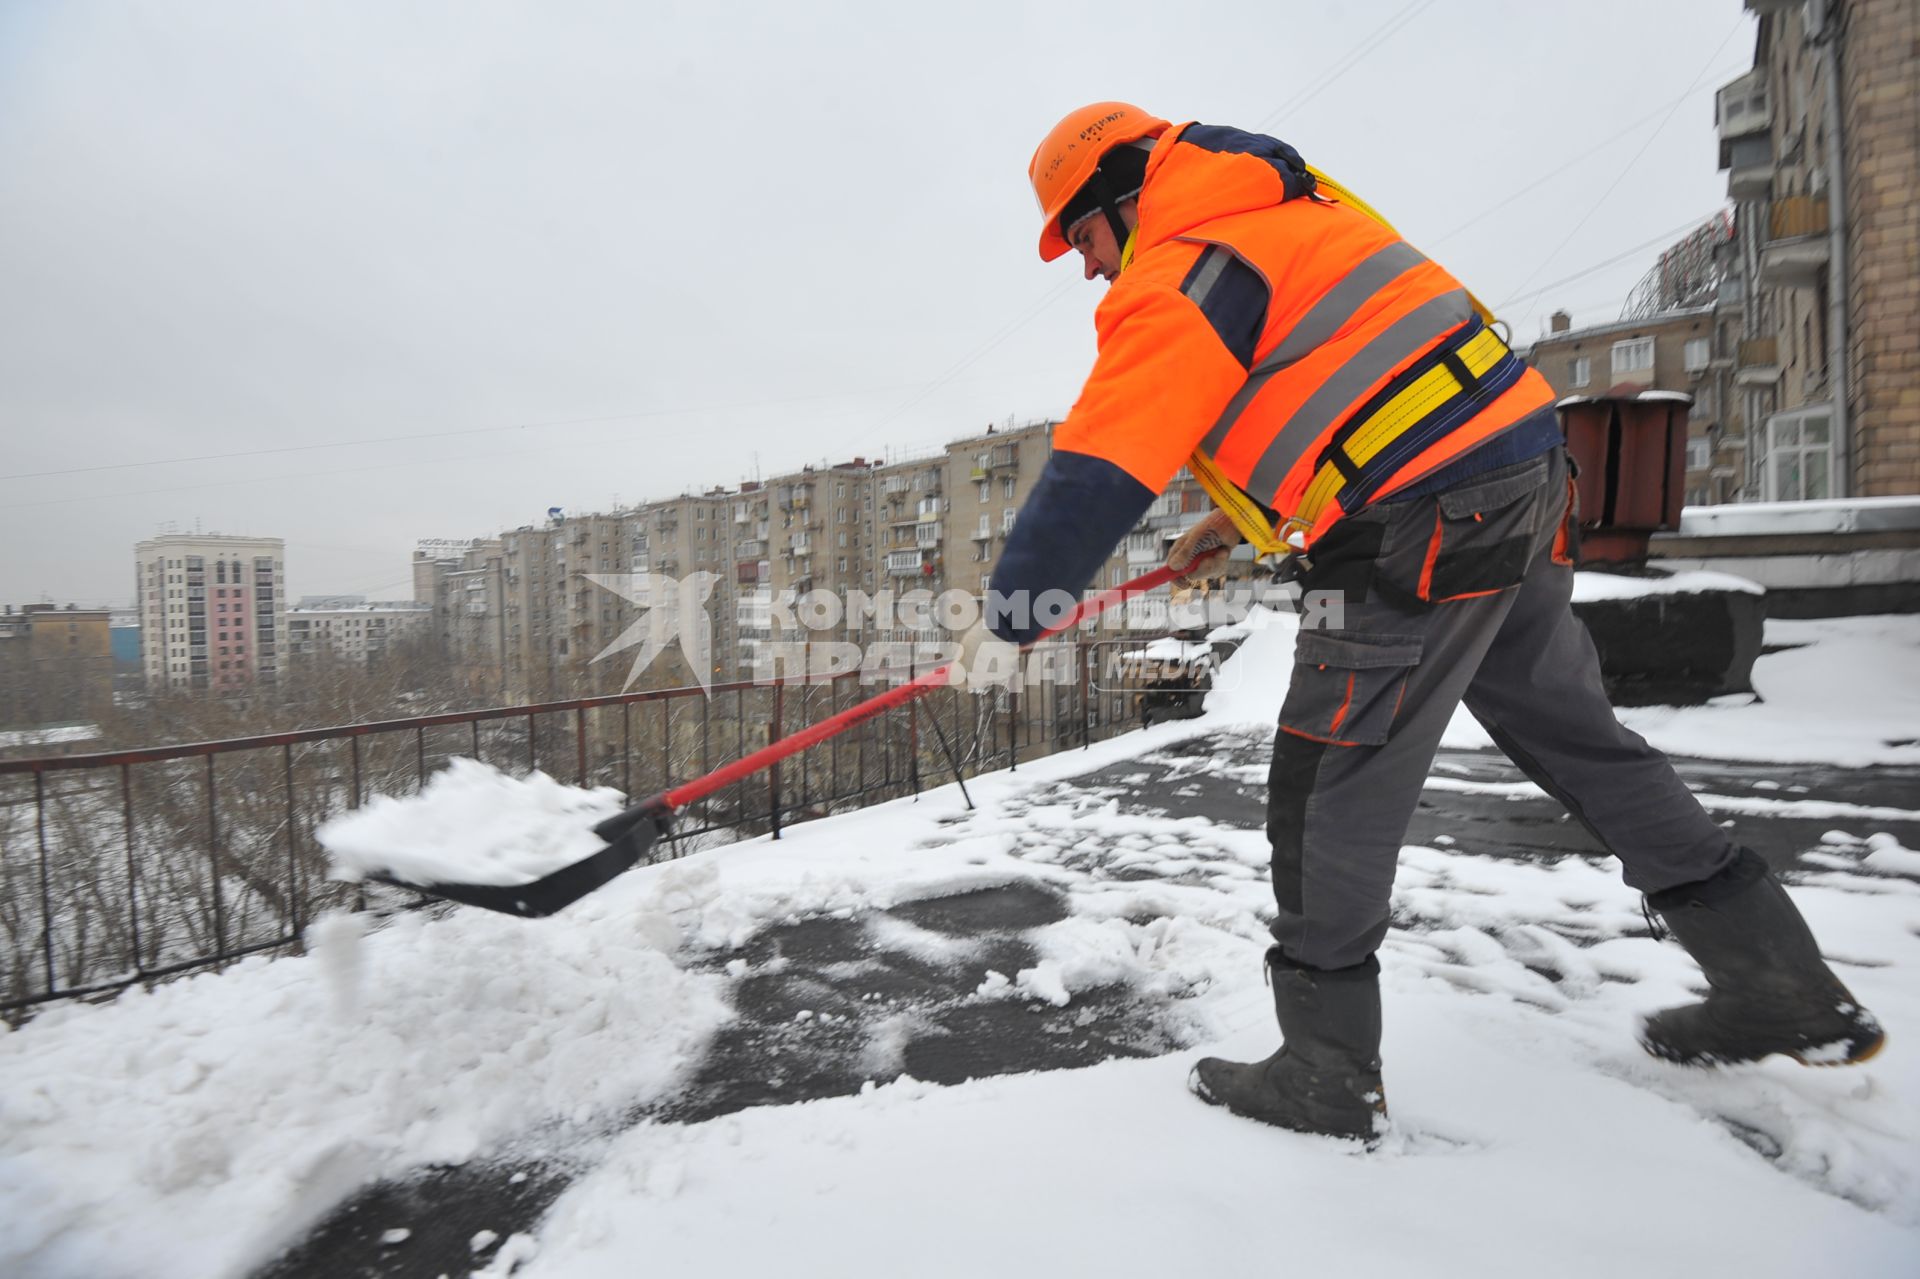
377,565,1182,917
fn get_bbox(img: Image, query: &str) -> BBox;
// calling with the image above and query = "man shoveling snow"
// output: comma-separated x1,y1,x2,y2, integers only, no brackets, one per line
947,102,1887,1144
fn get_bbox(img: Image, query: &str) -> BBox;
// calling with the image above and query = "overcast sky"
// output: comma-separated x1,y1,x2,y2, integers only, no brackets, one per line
0,0,1754,608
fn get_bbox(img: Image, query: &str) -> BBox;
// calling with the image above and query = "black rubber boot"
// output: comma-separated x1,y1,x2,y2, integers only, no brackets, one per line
1641,848,1884,1067
1189,950,1388,1143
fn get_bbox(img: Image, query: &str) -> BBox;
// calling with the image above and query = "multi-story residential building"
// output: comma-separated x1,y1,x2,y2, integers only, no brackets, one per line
413,538,508,697
134,534,286,692
1523,306,1736,505
0,603,114,726
552,513,632,691
500,524,562,699
1714,0,1919,500
765,460,876,649
286,597,432,666
496,518,624,699
872,454,950,645
415,422,1264,699
625,490,737,686
726,483,774,672
942,423,1051,599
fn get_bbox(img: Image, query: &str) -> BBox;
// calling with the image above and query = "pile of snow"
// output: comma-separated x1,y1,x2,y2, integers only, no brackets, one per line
1201,606,1298,724
0,883,731,1279
319,757,629,887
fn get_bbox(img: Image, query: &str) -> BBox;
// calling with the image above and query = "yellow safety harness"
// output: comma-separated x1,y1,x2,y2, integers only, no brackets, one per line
1182,166,1510,556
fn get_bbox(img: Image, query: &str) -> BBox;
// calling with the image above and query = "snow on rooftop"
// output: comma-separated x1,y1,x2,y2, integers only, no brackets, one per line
1671,494,1920,538
3,610,1918,1278
1570,568,1765,600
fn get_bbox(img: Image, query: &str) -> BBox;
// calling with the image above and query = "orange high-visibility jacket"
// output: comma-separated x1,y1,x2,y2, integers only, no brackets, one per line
1054,122,1555,546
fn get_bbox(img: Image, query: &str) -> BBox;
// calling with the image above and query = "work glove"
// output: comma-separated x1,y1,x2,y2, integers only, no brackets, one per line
946,620,1022,694
1165,510,1242,587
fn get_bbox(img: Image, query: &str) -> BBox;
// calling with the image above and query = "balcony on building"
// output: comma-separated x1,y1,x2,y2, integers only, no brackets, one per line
886,549,925,576
1715,69,1769,151
735,538,766,558
1734,336,1781,387
1722,135,1774,201
1758,195,1831,290
973,443,1021,478
881,474,912,495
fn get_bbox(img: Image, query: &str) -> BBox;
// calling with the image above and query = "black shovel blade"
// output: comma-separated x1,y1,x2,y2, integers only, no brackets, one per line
371,803,675,918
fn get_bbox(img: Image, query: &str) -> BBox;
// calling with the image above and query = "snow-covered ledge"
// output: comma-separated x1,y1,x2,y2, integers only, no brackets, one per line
1649,496,1920,616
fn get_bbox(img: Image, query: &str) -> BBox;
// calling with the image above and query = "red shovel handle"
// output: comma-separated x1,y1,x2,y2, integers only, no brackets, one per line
645,564,1180,814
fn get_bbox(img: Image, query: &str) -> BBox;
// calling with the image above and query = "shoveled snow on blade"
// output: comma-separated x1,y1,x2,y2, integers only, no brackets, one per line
319,758,628,888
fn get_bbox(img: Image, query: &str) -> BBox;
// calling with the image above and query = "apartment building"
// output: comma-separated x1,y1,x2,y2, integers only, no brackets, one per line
1524,306,1736,505
286,597,431,665
942,424,1051,598
1714,0,1919,500
627,491,739,686
869,455,950,645
414,422,1239,696
134,533,286,692
0,603,114,726
764,460,876,646
413,538,508,697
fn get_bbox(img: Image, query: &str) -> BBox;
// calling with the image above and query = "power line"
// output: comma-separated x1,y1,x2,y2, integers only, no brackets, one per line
1496,16,1747,311
1495,212,1726,314
1424,73,1743,250
1253,1,1438,133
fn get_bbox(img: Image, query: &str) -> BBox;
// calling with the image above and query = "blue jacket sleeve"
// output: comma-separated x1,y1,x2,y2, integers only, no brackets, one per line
985,449,1158,644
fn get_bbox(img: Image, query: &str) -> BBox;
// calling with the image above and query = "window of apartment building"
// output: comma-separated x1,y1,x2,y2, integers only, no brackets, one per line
1683,338,1710,373
1570,356,1590,388
1002,477,1015,499
978,481,990,503
976,513,991,538
838,531,848,548
1002,507,1017,533
838,507,850,524
838,557,849,573
1611,337,1654,378
1686,437,1712,471
1763,406,1834,501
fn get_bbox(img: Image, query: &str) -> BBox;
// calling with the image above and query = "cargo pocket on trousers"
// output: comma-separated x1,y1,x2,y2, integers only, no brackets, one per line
1280,632,1424,747
1406,456,1549,602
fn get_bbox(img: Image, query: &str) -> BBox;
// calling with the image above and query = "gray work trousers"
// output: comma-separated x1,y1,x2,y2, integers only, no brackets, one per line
1267,447,1736,970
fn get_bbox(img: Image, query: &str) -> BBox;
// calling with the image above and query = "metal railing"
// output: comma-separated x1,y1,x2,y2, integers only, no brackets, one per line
0,640,1196,1017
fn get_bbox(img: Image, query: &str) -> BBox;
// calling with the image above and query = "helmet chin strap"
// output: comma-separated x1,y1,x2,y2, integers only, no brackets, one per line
1101,201,1131,260
1072,166,1134,269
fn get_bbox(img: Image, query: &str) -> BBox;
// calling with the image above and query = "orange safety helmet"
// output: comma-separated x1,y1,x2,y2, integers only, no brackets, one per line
1029,102,1170,262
